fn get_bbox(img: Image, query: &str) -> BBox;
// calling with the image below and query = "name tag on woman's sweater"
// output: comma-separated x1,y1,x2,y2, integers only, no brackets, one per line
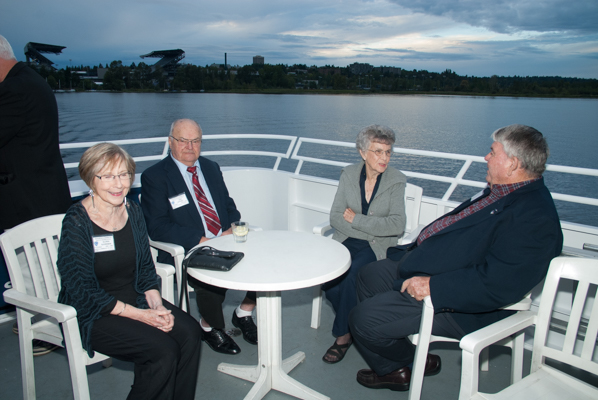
93,234,115,252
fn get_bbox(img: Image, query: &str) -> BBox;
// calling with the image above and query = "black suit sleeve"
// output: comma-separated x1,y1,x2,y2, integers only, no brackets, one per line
0,84,26,148
429,194,562,314
140,166,205,252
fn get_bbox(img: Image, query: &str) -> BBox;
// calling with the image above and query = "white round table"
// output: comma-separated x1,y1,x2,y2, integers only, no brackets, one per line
186,230,351,400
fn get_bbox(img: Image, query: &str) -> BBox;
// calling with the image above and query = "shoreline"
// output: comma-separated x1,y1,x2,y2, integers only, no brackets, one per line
59,88,597,99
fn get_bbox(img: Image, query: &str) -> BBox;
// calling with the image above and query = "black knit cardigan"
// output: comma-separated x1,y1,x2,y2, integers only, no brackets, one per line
57,201,159,357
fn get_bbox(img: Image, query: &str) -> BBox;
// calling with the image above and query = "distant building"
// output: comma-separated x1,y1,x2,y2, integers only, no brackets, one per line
139,49,185,77
349,62,373,75
24,42,66,70
375,66,402,75
209,63,231,70
253,55,264,65
97,67,108,80
318,67,342,76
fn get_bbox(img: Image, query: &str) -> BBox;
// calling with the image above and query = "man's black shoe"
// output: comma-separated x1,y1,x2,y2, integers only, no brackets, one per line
232,311,258,345
356,354,441,391
202,328,241,355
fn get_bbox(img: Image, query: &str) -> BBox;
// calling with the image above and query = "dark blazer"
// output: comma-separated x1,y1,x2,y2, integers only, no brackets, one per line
388,178,563,334
0,62,72,230
140,155,241,253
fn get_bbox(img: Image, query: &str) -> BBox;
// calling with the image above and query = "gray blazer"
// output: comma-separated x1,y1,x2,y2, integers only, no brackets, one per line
331,161,407,259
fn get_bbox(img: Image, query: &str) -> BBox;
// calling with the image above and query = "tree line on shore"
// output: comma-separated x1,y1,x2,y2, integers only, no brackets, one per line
32,60,598,97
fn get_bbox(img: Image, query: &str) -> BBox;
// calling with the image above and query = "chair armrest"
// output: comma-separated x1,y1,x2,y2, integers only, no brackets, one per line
561,245,598,259
423,295,433,309
502,296,532,311
155,263,175,277
460,310,536,356
3,289,77,323
313,221,333,236
149,240,185,287
155,263,176,304
400,224,425,244
149,240,185,258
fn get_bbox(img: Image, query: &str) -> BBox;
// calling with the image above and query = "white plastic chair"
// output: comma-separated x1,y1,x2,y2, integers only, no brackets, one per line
311,183,424,329
458,256,598,400
148,239,185,308
138,193,184,308
408,294,532,400
1,214,175,400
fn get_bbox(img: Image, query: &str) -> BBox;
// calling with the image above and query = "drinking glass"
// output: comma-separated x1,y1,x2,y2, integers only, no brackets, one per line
231,221,249,243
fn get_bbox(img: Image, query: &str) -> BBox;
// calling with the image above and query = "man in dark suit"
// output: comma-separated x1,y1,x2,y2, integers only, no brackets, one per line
0,35,72,231
141,118,256,355
0,35,72,357
349,124,563,391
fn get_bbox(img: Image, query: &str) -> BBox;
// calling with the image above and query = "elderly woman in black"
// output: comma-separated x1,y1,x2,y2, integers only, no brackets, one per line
57,143,201,400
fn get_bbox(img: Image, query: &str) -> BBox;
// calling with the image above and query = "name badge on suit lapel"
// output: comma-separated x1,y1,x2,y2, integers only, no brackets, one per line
169,193,189,210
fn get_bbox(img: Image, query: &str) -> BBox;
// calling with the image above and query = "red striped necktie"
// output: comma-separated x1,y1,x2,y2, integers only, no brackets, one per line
187,166,221,236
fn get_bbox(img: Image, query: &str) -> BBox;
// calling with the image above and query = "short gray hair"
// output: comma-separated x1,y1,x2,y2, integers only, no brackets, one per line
0,35,16,61
491,124,549,177
355,125,396,152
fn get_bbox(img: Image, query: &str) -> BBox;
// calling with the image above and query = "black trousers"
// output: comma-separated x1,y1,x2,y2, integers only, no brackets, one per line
188,275,256,329
90,300,202,400
349,259,465,376
322,238,377,337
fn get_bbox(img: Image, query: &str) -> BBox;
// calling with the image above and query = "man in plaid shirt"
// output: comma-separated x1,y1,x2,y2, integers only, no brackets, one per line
349,124,563,392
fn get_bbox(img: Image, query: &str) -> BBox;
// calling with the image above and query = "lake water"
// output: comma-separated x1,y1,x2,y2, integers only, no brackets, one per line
55,92,598,226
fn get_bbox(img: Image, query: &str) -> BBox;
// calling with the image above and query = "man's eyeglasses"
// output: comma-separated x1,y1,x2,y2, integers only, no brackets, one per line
368,149,392,157
95,172,132,182
170,136,201,146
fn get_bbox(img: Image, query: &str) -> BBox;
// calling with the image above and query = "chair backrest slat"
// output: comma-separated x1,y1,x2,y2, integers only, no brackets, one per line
581,291,598,361
0,214,66,302
531,257,598,375
49,232,62,289
404,183,423,233
33,236,61,300
562,281,590,355
22,240,47,298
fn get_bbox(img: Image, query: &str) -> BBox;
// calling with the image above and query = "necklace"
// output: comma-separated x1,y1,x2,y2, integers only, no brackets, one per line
104,206,126,231
88,199,126,231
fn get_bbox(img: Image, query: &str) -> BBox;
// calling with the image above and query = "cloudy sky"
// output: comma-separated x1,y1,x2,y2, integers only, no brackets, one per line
2,0,597,78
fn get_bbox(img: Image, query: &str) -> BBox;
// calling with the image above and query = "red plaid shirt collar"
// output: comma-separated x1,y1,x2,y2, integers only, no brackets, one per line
416,179,538,245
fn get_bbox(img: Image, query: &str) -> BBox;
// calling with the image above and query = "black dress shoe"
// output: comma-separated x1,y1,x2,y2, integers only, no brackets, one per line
423,353,442,376
356,354,441,391
232,311,258,345
202,328,241,355
357,367,411,391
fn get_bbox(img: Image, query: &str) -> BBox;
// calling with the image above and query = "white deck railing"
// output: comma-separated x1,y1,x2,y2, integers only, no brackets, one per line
60,134,598,211
60,135,298,171
291,137,598,207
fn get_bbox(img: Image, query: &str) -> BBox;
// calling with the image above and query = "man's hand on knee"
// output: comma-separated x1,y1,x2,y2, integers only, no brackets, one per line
400,276,430,301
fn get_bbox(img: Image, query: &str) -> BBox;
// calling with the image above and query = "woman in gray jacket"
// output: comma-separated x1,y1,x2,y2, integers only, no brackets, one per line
322,125,406,364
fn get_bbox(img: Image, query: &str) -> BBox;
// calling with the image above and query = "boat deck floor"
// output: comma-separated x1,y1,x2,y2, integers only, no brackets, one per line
1,288,534,400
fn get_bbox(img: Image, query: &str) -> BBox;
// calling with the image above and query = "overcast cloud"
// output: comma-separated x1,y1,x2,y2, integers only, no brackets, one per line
1,0,596,78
